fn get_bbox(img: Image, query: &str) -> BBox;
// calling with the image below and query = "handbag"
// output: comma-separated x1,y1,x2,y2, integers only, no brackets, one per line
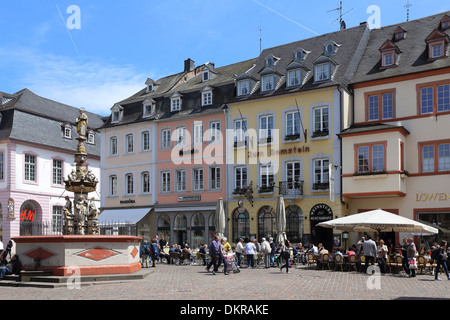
409,257,417,270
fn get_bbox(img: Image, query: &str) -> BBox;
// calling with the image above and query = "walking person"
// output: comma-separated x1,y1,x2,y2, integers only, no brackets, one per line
362,235,377,272
406,237,417,278
244,238,256,268
235,238,244,267
401,238,409,275
434,240,450,281
220,239,229,275
260,238,271,269
206,236,220,275
150,239,159,267
269,237,276,267
279,241,291,274
377,239,388,274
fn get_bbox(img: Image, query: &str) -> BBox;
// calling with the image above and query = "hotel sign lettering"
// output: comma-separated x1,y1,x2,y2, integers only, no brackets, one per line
416,193,450,202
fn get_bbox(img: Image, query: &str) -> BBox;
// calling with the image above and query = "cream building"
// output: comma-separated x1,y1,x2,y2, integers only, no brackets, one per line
341,12,450,250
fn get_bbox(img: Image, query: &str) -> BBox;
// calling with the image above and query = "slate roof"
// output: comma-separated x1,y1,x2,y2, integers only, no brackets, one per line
230,23,371,102
101,58,258,128
351,11,450,84
0,89,104,156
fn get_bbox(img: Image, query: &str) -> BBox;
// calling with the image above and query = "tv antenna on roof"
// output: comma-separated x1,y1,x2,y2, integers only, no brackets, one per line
404,1,412,21
328,1,353,30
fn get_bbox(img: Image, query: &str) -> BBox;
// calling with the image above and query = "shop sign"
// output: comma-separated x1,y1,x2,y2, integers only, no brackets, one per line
20,209,35,222
310,204,333,221
416,193,450,202
178,195,201,202
120,199,136,204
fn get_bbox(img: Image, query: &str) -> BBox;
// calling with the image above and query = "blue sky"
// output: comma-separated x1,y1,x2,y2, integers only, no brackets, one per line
0,0,449,116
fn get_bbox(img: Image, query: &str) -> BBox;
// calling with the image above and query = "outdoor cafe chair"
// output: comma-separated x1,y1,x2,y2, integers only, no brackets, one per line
170,251,180,265
346,254,357,272
334,254,344,272
307,253,317,269
417,256,426,274
321,253,331,270
358,255,366,272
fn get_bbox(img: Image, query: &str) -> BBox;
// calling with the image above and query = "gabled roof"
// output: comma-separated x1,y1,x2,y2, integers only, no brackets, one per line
351,11,450,85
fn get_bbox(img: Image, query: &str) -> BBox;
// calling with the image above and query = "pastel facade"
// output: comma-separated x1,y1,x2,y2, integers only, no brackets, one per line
341,12,450,248
0,89,103,247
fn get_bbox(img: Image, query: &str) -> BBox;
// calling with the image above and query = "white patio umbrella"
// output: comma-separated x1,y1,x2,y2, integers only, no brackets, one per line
214,198,226,240
276,195,287,246
317,208,438,239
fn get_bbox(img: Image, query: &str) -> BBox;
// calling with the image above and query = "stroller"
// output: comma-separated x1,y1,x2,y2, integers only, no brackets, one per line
225,253,240,273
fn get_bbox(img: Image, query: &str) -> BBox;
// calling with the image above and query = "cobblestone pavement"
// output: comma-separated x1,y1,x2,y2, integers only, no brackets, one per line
1,263,449,301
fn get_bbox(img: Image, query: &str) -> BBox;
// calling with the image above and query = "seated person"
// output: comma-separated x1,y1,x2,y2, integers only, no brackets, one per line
0,254,22,279
181,244,193,263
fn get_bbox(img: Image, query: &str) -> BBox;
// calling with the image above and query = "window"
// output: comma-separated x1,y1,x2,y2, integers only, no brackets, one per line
141,171,150,194
193,168,204,191
237,80,250,96
286,161,301,184
210,121,221,142
64,126,72,139
210,167,221,190
260,164,274,192
259,115,274,142
111,105,123,123
193,122,203,146
313,159,329,189
234,167,248,190
313,106,329,137
175,127,187,147
266,56,274,67
87,132,95,144
287,69,301,87
285,111,301,138
0,153,3,180
141,131,150,151
171,97,181,112
143,101,155,118
161,129,171,149
261,75,274,92
125,173,134,195
419,82,450,114
420,141,450,173
356,143,386,173
202,70,209,82
234,119,248,146
110,136,118,155
161,172,171,193
109,175,118,196
202,91,212,106
315,63,330,81
383,53,394,67
125,134,134,153
366,91,395,121
431,44,443,59
25,154,36,182
176,170,187,192
52,206,63,233
52,159,63,185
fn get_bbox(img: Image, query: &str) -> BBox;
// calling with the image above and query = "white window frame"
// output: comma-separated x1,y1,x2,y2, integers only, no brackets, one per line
171,97,181,112
234,119,248,145
125,133,134,154
109,136,118,156
259,114,274,142
193,168,204,191
52,159,63,185
193,122,204,146
202,70,210,82
161,171,171,193
64,126,72,139
210,121,221,143
315,63,330,82
287,69,301,87
52,206,63,234
209,166,221,190
161,129,171,150
141,171,151,194
285,111,301,137
234,166,248,190
174,127,187,147
125,173,134,195
141,130,151,152
259,164,275,190
261,75,275,92
237,79,250,96
109,175,118,196
202,91,212,106
176,170,187,192
24,154,36,182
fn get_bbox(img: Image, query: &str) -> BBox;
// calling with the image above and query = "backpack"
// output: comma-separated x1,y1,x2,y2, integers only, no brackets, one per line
431,248,439,260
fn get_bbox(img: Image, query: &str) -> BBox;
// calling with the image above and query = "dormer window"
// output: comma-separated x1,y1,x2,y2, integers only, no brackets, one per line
425,29,449,61
315,62,330,82
440,15,450,31
171,94,182,112
294,48,306,62
266,56,274,68
379,40,401,69
202,70,210,82
87,130,95,144
143,98,155,118
145,78,156,93
202,87,213,106
394,26,406,41
63,124,72,139
261,74,275,92
287,69,301,87
111,104,124,124
324,41,337,56
237,79,250,96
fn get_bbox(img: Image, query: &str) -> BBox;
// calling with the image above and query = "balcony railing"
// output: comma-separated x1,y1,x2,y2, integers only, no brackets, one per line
279,181,304,197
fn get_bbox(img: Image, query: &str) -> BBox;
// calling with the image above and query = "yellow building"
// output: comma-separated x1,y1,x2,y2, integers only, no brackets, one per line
225,24,370,249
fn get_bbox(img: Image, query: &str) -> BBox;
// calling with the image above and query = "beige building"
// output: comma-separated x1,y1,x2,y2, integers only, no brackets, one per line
340,12,450,251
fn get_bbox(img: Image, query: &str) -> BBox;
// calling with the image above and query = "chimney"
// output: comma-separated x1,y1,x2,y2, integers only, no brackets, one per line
184,58,195,72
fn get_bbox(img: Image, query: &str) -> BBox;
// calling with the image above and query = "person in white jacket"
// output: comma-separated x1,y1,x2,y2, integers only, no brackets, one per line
261,238,272,268
235,238,244,267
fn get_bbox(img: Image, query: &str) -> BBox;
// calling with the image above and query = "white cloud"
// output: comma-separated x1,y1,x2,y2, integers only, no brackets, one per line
0,47,149,116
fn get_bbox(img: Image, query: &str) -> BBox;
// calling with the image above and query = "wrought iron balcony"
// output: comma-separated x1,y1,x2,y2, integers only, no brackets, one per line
279,181,304,197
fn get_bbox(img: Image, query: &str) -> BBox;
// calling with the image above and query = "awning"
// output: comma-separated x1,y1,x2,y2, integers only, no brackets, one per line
98,207,152,225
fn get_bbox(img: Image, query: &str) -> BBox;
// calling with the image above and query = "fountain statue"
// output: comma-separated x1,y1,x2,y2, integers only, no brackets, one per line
64,109,99,235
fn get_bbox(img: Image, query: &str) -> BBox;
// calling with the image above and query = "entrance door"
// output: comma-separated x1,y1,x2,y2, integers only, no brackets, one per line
310,204,334,250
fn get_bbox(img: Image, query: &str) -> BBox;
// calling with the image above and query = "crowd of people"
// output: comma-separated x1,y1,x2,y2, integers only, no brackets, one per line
139,234,450,280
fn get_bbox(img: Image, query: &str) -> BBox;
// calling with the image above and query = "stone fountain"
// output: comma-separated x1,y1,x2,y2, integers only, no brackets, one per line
12,109,142,277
